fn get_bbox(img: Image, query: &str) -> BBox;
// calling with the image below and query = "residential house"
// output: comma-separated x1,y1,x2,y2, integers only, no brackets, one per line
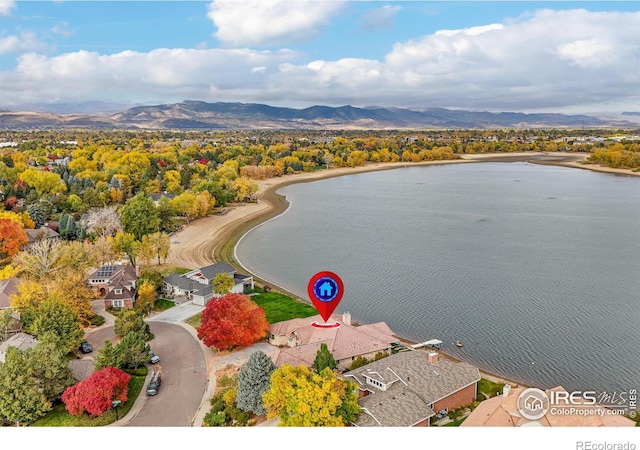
0,277,22,338
461,385,636,427
345,350,480,427
163,262,254,306
0,332,38,363
266,313,396,371
150,192,176,205
25,226,60,246
88,265,138,309
0,277,20,310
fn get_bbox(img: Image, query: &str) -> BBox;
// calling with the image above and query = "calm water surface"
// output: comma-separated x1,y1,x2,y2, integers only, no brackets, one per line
235,162,640,393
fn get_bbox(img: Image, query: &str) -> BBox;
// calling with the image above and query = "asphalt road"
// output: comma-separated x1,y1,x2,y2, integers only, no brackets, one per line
86,321,207,427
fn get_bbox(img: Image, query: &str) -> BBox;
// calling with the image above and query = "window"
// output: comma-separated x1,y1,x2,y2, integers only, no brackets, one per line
114,289,123,294
112,300,124,308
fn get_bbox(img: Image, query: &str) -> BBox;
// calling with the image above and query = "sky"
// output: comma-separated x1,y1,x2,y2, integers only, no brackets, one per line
1,0,640,113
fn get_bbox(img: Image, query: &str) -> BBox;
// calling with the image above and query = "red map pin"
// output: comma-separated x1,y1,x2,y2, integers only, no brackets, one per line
308,271,344,324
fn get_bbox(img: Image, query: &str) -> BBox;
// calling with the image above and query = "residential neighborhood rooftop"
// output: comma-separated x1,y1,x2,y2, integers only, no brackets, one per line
346,350,481,427
267,313,397,369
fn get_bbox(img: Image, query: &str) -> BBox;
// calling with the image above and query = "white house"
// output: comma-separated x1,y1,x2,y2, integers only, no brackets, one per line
163,262,254,306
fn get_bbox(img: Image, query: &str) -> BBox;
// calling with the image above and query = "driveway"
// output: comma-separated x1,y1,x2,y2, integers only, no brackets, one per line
147,301,203,324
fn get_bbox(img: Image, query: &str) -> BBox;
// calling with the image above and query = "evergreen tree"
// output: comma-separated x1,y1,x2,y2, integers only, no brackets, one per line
312,343,337,374
94,340,123,370
58,212,70,240
26,204,45,228
26,299,84,354
0,347,51,425
115,331,150,370
26,332,75,401
236,350,275,415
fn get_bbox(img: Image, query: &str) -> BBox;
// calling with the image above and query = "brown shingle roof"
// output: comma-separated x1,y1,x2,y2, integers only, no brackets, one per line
0,277,20,309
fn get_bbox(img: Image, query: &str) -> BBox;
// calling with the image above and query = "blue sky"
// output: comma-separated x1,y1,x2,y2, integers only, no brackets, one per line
1,1,640,113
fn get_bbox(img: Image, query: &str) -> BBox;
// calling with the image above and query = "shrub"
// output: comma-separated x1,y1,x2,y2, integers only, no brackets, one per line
90,314,106,327
348,356,371,371
223,388,237,407
203,410,227,427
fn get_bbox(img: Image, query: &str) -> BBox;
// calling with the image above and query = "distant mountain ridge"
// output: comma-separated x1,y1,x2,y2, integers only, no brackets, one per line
0,100,635,129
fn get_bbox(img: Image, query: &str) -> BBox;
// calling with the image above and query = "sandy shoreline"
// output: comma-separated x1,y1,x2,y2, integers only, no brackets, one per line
164,151,637,387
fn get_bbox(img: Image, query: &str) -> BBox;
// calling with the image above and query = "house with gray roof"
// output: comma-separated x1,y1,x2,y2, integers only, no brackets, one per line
0,277,20,310
163,262,254,306
345,350,480,427
25,226,59,246
0,332,38,363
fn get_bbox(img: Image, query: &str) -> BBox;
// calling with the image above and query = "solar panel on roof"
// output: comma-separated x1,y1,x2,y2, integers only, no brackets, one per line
95,266,118,277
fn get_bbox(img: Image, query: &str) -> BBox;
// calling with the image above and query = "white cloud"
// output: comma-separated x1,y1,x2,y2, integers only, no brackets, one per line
0,0,16,17
360,5,402,32
2,8,640,113
207,0,345,46
0,31,47,55
281,8,640,112
1,47,298,105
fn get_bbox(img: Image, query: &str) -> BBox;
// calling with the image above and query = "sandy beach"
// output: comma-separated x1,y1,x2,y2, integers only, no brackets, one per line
165,151,637,271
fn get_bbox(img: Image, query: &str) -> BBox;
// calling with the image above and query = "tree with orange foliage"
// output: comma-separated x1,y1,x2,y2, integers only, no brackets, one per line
197,293,269,351
0,218,28,265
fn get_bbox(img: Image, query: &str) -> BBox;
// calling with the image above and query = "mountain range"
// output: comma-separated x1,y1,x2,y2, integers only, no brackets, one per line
1,100,637,130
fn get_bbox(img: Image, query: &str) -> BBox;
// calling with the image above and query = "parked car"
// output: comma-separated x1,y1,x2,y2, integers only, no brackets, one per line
149,352,160,364
79,341,93,354
146,371,162,396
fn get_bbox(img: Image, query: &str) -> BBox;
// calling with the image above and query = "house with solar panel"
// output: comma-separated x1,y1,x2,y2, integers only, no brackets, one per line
88,265,139,309
163,262,254,306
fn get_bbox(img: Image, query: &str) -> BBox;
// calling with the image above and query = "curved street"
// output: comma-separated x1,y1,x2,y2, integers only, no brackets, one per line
86,321,207,427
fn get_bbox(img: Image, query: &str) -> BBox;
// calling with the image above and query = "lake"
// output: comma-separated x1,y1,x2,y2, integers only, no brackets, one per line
235,162,640,394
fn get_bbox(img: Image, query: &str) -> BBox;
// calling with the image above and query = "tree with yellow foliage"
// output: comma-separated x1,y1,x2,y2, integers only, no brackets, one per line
262,365,360,427
231,177,259,202
19,168,67,196
134,281,156,314
10,271,96,327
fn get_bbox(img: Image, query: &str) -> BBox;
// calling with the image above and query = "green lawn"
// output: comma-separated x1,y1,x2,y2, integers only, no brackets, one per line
154,298,175,311
31,369,147,427
186,312,202,330
186,291,316,329
250,291,317,323
477,378,505,401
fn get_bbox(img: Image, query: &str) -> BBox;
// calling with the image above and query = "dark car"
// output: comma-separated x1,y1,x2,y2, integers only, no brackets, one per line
79,341,93,354
146,371,162,396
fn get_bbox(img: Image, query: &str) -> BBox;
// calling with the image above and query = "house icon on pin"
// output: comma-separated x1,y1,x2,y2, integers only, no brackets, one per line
319,281,333,297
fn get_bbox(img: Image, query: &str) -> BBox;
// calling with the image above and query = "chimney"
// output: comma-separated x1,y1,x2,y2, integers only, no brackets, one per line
503,384,511,397
428,352,439,363
342,311,351,326
135,265,140,277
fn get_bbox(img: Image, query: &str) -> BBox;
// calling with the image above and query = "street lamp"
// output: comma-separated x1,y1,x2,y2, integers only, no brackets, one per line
112,400,121,422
